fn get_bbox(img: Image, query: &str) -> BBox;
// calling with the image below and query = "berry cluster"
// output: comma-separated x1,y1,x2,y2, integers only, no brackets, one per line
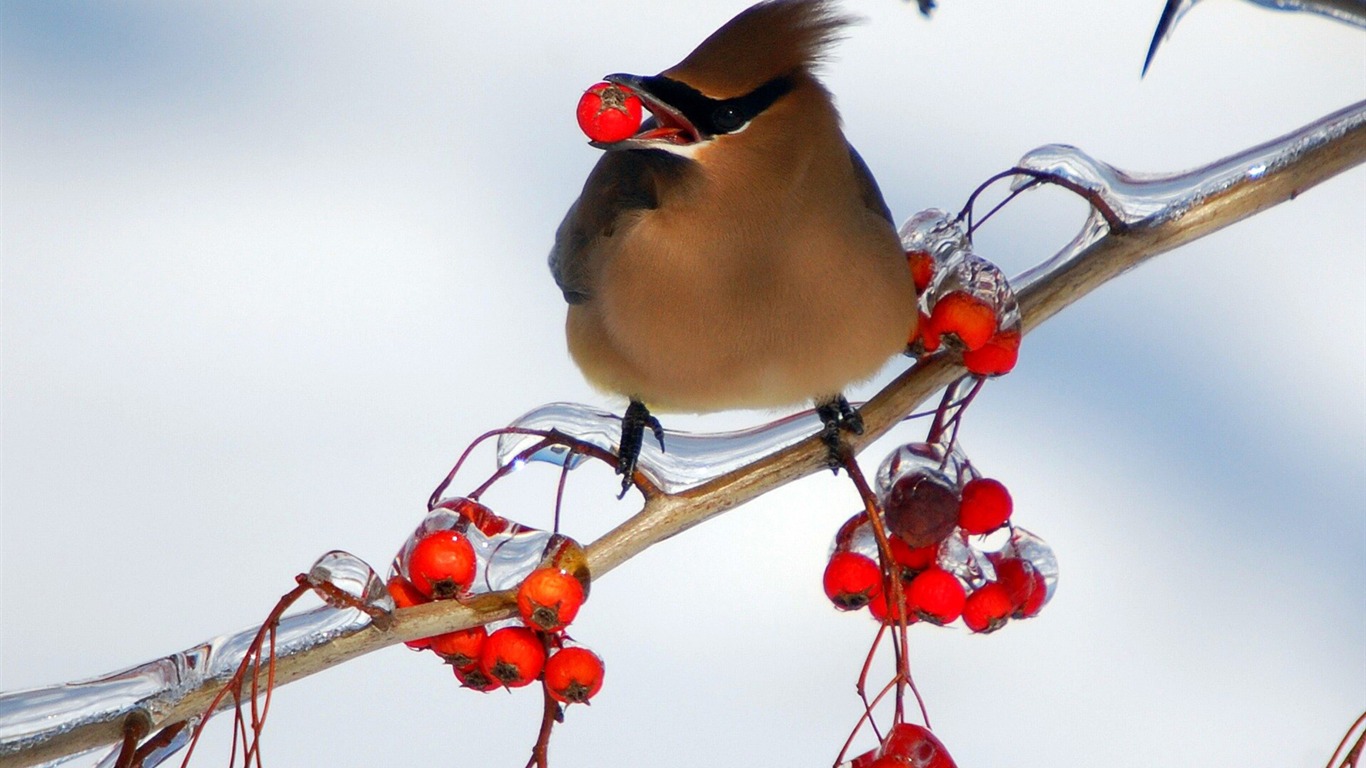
576,82,643,144
902,210,1022,377
823,442,1056,634
387,497,605,703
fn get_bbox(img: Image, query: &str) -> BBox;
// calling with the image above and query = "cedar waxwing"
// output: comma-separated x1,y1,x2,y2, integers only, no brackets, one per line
550,0,918,490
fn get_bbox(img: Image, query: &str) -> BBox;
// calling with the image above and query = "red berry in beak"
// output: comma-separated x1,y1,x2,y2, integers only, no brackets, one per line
576,82,643,143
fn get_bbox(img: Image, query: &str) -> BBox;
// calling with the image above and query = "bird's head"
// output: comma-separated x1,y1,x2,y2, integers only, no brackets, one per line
591,0,851,158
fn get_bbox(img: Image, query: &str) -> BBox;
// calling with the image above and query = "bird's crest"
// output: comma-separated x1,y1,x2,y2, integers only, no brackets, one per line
665,0,853,97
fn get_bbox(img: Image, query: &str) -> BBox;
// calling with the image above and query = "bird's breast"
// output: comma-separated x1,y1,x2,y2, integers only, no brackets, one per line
566,195,916,412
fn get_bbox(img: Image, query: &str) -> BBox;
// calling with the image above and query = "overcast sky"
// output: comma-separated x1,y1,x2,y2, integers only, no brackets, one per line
3,2,1363,767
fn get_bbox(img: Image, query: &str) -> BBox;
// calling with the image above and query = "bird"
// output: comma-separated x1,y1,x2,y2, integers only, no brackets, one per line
549,0,918,493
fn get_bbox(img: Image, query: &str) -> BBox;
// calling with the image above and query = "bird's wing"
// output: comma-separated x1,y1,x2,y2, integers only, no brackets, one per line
549,150,688,304
846,142,895,226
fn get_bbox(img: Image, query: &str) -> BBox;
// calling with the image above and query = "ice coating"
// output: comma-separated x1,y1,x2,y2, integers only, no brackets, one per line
1008,526,1059,602
897,209,968,261
1012,102,1366,288
831,512,880,560
1245,0,1366,26
308,550,395,615
497,402,835,493
876,441,973,494
938,531,997,590
927,251,1022,336
1147,0,1366,70
0,603,372,764
2,551,386,765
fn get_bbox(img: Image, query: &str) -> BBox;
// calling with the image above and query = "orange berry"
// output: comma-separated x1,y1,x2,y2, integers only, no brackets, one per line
408,530,477,599
430,625,488,668
928,291,997,351
962,329,1020,376
544,646,605,704
386,576,434,650
516,567,586,632
907,249,935,293
576,82,642,143
453,663,500,692
479,626,546,689
909,310,939,354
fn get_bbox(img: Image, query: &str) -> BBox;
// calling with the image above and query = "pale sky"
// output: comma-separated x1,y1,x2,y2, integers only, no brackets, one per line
2,2,1363,766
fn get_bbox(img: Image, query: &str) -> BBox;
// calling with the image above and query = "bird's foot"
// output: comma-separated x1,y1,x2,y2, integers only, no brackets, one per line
617,399,665,498
816,395,863,473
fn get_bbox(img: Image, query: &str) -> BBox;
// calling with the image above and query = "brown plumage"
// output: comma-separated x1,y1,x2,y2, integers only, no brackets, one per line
550,0,917,485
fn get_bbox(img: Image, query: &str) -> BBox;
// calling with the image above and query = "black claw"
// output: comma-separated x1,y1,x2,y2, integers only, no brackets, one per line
816,395,862,472
617,400,664,497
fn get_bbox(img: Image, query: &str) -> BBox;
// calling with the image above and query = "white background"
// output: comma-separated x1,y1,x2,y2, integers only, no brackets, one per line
3,1,1363,766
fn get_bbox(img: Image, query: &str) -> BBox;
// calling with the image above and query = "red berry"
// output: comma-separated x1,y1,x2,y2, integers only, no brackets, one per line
407,530,477,599
430,625,488,668
993,556,1046,618
928,291,997,351
823,551,883,611
962,329,1020,377
868,588,918,626
453,663,500,692
881,723,959,768
958,477,1012,535
479,626,546,688
907,250,935,294
889,537,939,572
386,576,434,650
576,82,643,143
907,567,966,625
517,567,586,632
544,646,605,704
961,582,1014,633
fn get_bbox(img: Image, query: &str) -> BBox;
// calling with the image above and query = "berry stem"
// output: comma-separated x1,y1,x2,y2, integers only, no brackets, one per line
526,634,561,768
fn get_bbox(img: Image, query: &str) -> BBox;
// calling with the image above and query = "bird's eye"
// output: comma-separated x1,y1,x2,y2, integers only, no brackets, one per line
712,105,745,133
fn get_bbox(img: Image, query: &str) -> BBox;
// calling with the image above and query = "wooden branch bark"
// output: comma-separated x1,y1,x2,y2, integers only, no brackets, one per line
3,100,1362,768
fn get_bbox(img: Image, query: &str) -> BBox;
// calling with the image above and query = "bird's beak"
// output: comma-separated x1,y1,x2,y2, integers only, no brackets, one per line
590,73,702,151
